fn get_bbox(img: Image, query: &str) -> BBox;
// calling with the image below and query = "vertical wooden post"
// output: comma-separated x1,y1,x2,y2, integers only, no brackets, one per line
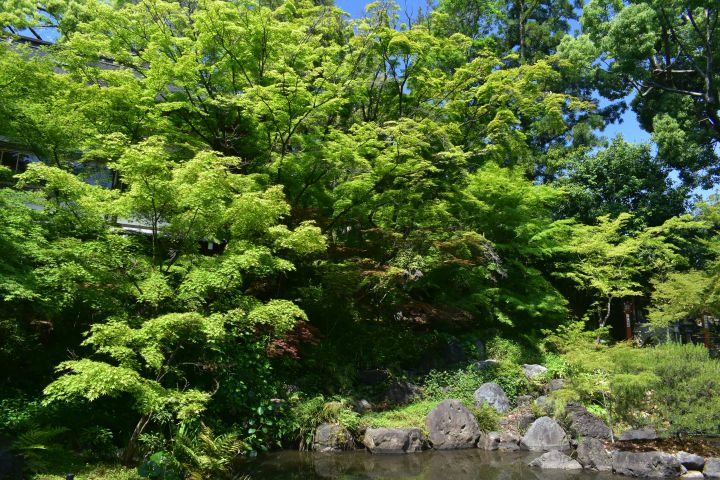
624,300,633,341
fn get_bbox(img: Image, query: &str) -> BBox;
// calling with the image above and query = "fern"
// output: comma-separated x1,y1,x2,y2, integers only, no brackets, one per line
172,423,245,479
12,425,69,471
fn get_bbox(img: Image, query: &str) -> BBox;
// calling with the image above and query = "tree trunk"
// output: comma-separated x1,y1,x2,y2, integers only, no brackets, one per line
122,414,151,466
518,0,526,62
596,295,613,343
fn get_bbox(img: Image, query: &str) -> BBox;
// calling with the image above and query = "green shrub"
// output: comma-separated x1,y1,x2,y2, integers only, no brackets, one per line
541,352,569,379
486,337,524,363
555,326,720,438
423,367,487,403
484,362,530,400
649,343,720,436
423,361,529,404
469,403,500,432
290,396,359,450
0,394,44,433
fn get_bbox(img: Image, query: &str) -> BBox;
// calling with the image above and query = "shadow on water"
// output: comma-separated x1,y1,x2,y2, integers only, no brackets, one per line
237,449,618,480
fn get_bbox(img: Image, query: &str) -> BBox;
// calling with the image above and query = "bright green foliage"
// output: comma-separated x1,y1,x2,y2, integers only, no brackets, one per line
289,396,358,450
549,322,720,437
648,270,718,328
435,0,583,61
557,213,698,328
648,202,720,328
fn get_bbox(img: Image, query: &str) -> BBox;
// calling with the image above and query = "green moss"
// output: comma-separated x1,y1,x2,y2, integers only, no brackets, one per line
358,398,499,434
34,463,141,480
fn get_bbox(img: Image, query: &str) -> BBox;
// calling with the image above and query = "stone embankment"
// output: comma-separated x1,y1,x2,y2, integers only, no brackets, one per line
313,370,718,478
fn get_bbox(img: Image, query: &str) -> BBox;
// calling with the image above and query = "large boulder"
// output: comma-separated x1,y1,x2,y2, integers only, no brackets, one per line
384,381,422,405
363,428,424,454
522,364,548,380
354,399,373,414
676,451,705,471
566,403,612,440
528,450,582,470
520,416,570,451
473,382,510,413
544,378,566,393
477,431,500,451
497,431,521,451
474,359,499,371
426,399,481,450
611,451,681,478
576,438,612,472
705,458,720,478
313,423,354,452
618,427,658,441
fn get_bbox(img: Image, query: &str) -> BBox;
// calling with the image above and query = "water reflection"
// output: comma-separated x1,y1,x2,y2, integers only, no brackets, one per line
238,449,618,480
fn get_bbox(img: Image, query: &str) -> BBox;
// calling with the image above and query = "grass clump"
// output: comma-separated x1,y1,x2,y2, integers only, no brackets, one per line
423,362,529,403
358,398,499,434
359,400,441,433
32,463,141,480
290,395,359,450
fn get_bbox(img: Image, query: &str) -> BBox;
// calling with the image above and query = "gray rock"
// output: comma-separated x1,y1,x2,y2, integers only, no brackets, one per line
705,458,720,478
498,431,521,451
611,451,681,478
426,399,481,450
474,359,499,371
313,423,354,452
473,382,510,413
520,416,570,451
528,450,582,470
618,427,658,441
363,428,424,454
676,451,705,470
545,378,566,393
522,364,548,380
682,471,704,479
566,403,612,440
515,395,534,406
385,381,422,405
477,431,500,450
354,399,373,414
576,438,612,472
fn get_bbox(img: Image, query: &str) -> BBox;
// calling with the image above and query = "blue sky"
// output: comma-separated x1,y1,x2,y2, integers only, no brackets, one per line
336,0,428,19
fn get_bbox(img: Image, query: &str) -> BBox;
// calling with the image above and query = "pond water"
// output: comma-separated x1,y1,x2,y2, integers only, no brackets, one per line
237,449,618,480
